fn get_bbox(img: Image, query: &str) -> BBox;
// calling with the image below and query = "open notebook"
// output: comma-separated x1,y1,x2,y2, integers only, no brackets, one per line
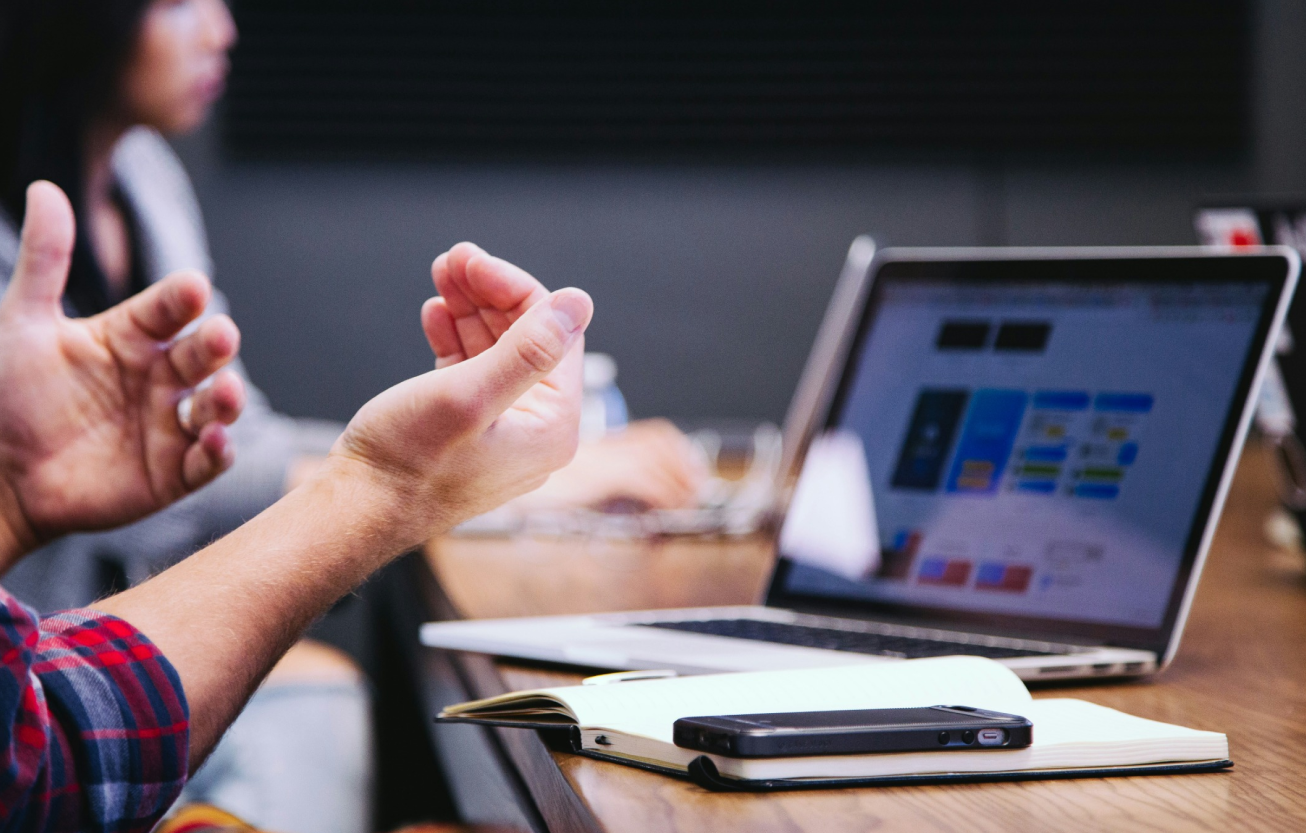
438,657,1230,790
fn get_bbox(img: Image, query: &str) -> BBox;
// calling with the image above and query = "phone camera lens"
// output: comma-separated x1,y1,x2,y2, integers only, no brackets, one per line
961,730,976,745
938,731,950,745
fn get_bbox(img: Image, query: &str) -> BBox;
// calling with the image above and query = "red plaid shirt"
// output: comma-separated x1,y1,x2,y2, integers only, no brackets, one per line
0,586,188,833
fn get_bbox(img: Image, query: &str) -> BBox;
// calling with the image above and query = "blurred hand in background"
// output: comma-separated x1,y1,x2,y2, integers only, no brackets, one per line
523,419,709,512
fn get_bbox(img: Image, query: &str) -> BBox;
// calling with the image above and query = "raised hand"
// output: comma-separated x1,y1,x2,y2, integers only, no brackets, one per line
0,182,246,564
425,245,708,513
420,242,551,368
325,242,592,545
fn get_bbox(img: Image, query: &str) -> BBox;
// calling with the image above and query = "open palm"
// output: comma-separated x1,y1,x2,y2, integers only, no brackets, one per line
327,242,591,546
0,182,245,559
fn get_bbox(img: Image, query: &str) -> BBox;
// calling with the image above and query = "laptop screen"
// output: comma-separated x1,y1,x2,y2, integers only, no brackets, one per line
771,255,1291,651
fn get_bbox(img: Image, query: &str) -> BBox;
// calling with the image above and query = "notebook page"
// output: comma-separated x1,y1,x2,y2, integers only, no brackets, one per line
551,656,1031,742
1018,699,1228,758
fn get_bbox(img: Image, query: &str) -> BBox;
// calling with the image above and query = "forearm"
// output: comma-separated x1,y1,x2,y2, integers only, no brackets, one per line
94,459,410,769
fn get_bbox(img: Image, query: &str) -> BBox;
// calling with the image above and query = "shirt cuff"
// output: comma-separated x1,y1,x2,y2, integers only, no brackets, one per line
34,610,190,832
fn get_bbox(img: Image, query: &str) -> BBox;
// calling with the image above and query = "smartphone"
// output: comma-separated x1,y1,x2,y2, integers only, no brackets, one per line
672,705,1032,758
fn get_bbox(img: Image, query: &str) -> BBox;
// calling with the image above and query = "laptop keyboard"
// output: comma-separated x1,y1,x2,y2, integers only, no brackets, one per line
644,618,1063,660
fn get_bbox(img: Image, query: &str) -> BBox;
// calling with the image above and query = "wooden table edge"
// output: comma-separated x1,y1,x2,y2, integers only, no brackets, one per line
416,557,606,833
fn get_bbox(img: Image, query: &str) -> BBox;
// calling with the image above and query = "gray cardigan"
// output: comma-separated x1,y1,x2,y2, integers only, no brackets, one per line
0,127,341,612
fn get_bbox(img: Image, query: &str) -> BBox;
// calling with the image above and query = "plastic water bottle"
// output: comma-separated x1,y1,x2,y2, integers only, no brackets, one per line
581,353,628,440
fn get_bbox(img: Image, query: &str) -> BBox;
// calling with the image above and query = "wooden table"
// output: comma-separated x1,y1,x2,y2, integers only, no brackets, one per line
418,442,1306,832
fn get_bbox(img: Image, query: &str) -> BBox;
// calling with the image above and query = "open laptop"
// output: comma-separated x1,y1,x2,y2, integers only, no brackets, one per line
422,245,1300,681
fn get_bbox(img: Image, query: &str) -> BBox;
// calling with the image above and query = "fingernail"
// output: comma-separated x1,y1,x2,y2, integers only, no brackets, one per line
550,290,590,334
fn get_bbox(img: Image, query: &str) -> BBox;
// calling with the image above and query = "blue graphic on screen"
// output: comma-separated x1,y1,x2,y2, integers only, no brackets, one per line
891,390,969,490
1016,390,1087,494
1075,483,1120,499
944,390,1028,494
1033,390,1090,411
778,279,1271,630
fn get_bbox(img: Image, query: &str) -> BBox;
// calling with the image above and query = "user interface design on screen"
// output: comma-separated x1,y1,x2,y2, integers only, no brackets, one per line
780,278,1269,630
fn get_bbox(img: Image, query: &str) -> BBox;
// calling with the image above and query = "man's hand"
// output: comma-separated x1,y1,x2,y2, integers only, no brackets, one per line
324,242,593,547
0,182,246,566
424,251,705,512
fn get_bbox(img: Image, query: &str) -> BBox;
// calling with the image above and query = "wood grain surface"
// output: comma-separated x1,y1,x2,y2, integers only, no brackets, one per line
426,442,1306,832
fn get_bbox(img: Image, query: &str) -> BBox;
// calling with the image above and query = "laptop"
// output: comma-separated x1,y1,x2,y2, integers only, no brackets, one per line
422,245,1300,681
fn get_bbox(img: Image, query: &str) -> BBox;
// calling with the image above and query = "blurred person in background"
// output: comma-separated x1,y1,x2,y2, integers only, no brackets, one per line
0,1,705,832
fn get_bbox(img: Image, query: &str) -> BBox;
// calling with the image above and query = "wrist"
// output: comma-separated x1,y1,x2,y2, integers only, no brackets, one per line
303,453,445,557
0,477,38,571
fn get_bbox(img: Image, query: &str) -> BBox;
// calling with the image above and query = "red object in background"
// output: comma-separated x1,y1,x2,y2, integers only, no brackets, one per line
1228,228,1259,248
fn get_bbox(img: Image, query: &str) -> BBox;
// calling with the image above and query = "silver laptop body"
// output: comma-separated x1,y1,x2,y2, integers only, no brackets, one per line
423,244,1300,681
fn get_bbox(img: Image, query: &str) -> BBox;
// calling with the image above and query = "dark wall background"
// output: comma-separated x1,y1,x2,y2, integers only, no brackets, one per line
174,0,1306,426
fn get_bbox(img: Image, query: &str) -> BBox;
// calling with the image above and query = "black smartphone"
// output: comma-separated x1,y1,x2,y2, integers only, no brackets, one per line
672,705,1032,758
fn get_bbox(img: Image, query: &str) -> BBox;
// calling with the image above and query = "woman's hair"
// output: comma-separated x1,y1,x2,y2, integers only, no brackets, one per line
0,0,152,313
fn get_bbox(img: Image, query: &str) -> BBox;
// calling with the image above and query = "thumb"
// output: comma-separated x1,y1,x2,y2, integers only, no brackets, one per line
442,288,593,423
3,181,74,313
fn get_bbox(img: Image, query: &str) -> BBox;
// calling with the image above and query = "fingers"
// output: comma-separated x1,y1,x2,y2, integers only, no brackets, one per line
592,420,709,509
185,370,246,430
421,297,466,369
166,314,241,386
182,422,235,490
632,419,711,496
610,461,696,510
432,243,550,359
462,250,546,331
174,370,242,494
634,474,698,510
433,242,548,317
2,181,75,314
441,288,593,426
110,269,213,342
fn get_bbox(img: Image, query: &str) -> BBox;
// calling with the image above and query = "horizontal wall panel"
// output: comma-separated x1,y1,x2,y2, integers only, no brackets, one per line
223,0,1250,158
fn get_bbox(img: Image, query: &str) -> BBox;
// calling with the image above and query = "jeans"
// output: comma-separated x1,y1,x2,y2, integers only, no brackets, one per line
177,679,374,833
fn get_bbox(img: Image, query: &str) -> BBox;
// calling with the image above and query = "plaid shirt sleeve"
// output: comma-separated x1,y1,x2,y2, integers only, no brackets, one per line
0,587,189,833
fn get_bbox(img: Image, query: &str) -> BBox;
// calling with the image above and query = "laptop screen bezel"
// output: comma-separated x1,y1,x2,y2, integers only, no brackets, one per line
766,250,1294,655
